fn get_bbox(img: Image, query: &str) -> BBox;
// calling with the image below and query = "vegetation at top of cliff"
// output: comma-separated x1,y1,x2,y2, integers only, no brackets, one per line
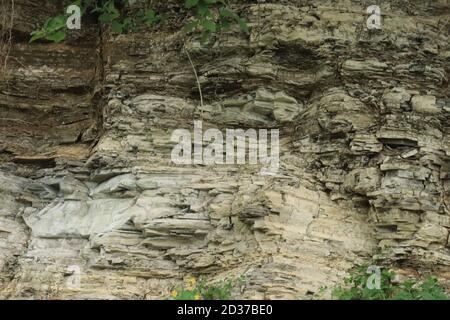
332,265,449,300
30,0,248,44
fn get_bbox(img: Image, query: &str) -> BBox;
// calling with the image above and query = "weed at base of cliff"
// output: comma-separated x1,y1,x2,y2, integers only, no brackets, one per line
169,275,246,300
331,264,449,300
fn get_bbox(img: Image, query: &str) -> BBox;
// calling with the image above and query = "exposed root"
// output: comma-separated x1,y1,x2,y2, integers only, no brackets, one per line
184,48,204,108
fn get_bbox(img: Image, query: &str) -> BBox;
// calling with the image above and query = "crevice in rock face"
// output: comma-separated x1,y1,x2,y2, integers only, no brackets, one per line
87,21,107,163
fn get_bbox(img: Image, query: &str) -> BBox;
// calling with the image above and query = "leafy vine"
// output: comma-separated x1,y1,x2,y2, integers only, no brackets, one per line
30,0,248,44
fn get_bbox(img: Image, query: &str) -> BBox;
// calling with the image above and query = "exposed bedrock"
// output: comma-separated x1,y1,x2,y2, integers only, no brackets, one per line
0,0,449,299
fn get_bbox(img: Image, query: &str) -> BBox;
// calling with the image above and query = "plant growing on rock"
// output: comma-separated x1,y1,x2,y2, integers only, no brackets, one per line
332,264,449,300
182,0,248,44
169,276,245,300
30,0,248,44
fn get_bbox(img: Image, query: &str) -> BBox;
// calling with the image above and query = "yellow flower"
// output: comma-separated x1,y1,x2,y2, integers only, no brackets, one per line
194,294,202,300
170,290,178,298
186,277,197,290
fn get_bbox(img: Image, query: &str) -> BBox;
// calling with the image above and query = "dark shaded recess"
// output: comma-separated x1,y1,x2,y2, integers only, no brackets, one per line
274,43,324,70
12,156,56,168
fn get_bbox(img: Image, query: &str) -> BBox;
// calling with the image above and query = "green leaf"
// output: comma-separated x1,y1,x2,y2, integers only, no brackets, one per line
238,18,249,33
91,6,103,13
45,31,66,43
197,3,210,17
219,8,236,18
111,20,123,34
142,9,160,27
99,11,119,23
145,9,156,21
105,0,116,12
220,20,232,31
99,13,111,23
185,0,199,9
183,20,198,33
29,31,45,43
122,17,135,32
46,15,66,32
202,19,216,32
200,31,211,44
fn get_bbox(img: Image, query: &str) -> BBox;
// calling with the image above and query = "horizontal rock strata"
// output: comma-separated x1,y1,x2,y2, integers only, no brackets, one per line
0,0,449,299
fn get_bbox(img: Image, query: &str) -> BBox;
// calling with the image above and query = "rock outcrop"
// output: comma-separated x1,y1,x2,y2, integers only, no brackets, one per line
0,0,449,299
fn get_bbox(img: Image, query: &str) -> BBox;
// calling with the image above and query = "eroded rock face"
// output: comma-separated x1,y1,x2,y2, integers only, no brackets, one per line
0,0,449,299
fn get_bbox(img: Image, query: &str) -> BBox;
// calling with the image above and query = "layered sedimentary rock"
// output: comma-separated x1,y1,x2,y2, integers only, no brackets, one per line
0,0,449,299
